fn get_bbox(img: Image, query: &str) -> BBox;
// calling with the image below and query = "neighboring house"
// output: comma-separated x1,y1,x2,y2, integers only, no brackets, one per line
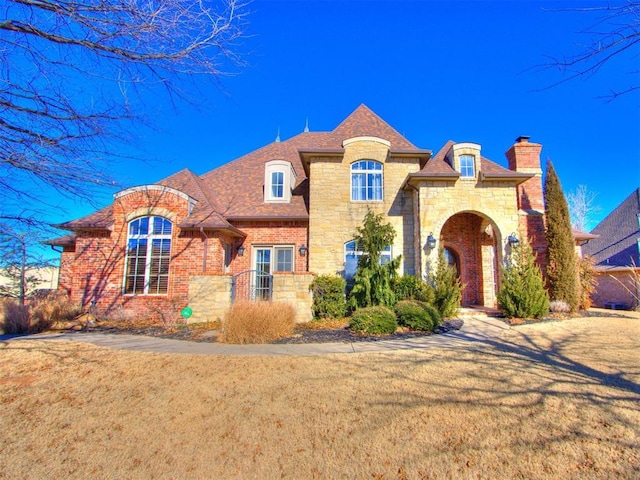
583,188,640,309
0,266,59,298
47,105,549,322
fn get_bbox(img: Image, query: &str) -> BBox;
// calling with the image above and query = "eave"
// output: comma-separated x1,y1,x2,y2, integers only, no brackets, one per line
480,171,533,185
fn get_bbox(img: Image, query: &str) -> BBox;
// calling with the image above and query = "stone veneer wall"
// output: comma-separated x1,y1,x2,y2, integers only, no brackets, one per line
272,273,315,323
417,179,521,276
188,275,233,323
308,137,421,277
188,273,314,324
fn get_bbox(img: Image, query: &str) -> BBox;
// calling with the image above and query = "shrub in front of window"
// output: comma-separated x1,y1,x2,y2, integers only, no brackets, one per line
310,275,347,320
497,237,550,319
429,245,463,318
392,275,435,304
578,255,598,310
349,306,397,335
348,210,401,309
394,300,433,331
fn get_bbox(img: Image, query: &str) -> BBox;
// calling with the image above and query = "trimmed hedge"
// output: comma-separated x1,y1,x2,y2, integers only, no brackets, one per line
349,306,397,335
418,302,443,329
310,275,347,320
394,300,433,331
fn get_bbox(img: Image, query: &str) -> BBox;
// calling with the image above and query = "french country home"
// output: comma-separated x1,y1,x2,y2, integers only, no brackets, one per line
48,105,551,322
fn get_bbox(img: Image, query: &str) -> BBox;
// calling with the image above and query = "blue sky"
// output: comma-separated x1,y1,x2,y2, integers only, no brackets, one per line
51,0,639,232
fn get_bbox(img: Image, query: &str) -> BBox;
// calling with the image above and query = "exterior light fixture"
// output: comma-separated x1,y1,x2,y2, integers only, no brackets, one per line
426,233,437,249
299,245,307,256
237,245,245,256
507,233,519,247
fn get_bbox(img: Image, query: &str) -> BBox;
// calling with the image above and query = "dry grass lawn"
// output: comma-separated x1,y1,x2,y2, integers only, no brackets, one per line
1,314,638,479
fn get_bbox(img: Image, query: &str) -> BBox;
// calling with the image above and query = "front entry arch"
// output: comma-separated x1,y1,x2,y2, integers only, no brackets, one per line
440,212,500,307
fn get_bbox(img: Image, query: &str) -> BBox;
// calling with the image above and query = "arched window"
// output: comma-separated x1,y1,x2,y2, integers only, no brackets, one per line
351,160,383,201
344,240,392,281
124,216,172,295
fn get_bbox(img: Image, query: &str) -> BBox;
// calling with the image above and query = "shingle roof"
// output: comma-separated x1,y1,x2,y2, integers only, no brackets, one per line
50,106,434,240
404,141,530,184
201,104,423,219
583,188,640,268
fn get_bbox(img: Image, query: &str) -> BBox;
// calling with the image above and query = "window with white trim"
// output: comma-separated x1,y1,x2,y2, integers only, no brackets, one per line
344,240,392,281
351,160,383,201
265,160,296,203
253,245,295,273
124,216,172,295
459,154,475,178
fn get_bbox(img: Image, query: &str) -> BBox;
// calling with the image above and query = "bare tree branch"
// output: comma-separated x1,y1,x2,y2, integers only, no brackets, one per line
0,0,250,227
538,1,639,100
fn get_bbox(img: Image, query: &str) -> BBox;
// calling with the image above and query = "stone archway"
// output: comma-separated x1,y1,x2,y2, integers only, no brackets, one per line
440,212,500,307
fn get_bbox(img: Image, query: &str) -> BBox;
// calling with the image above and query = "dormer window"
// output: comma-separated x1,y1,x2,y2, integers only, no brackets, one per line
265,160,296,203
460,155,475,178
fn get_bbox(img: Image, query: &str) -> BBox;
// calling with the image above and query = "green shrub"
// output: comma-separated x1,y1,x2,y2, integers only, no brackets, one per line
310,275,347,320
393,275,434,304
417,302,443,329
498,237,550,319
430,246,462,318
394,300,433,331
349,306,397,335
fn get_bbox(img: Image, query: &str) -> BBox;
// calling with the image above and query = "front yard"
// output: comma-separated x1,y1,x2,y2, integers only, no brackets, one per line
1,313,638,479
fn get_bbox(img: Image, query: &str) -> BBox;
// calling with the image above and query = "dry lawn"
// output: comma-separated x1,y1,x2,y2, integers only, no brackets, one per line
0,315,638,479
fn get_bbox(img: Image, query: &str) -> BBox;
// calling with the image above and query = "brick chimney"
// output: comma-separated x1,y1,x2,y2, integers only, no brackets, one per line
505,136,547,273
505,136,544,211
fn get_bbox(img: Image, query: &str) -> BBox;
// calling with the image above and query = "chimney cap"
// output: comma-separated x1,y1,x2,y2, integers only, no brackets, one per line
515,135,531,144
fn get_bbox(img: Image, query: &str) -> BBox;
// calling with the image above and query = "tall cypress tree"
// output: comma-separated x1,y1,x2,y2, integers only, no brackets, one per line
544,159,579,311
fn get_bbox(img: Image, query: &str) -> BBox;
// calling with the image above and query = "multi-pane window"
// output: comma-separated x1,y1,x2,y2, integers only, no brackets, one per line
344,240,392,281
254,246,294,274
351,160,383,201
459,155,475,178
124,216,172,295
271,171,284,199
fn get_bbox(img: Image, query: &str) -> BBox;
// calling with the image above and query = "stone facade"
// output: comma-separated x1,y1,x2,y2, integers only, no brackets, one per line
308,137,421,277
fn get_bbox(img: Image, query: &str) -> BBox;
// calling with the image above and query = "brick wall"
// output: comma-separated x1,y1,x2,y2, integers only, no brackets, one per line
591,270,639,309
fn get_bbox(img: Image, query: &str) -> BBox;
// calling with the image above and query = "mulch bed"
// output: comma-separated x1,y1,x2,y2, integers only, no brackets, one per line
73,319,465,344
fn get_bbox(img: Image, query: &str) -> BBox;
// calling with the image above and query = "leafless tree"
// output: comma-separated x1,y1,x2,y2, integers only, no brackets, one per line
542,1,639,100
568,184,601,232
0,0,249,226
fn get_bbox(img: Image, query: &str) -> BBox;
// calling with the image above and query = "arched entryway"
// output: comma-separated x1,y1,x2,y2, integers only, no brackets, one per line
440,212,500,307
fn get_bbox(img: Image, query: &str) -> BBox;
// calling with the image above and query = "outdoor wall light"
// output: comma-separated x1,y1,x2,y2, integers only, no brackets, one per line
237,245,245,256
426,233,437,250
507,233,520,247
299,245,307,256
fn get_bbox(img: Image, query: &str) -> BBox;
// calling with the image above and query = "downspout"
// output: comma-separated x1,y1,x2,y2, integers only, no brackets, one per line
199,227,208,273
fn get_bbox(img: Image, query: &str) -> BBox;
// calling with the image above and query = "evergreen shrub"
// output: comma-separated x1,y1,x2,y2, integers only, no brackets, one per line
310,275,347,320
418,302,443,329
431,246,462,318
393,275,434,304
394,300,433,331
349,306,397,335
498,238,550,319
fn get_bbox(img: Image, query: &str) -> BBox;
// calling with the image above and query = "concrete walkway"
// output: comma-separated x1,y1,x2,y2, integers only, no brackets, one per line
1,315,511,356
